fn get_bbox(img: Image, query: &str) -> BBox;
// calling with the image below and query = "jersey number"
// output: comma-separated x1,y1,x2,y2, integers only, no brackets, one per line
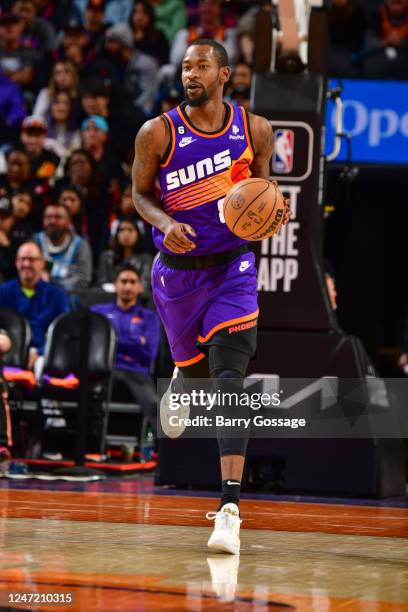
217,198,226,224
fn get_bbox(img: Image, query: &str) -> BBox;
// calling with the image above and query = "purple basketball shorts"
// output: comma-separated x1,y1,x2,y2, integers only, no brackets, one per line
152,250,258,367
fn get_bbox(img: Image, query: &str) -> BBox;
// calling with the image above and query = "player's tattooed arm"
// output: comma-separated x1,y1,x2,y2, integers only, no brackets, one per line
132,118,196,253
248,113,291,226
248,113,274,180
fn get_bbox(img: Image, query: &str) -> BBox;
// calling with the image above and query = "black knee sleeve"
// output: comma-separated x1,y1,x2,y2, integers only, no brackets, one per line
211,363,250,458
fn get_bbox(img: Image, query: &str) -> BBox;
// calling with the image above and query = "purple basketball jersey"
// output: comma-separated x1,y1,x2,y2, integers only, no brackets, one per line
154,103,254,256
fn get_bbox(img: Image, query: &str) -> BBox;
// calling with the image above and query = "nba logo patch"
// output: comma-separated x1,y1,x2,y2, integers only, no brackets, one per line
272,129,294,174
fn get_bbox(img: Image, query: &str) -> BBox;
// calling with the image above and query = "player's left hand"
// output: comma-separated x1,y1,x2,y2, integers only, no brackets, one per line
282,197,291,225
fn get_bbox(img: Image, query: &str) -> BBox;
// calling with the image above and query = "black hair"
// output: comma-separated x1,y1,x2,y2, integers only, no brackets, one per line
57,183,84,206
129,0,165,47
5,145,30,161
113,261,141,281
130,0,155,29
80,79,110,99
63,148,96,178
14,189,33,201
188,38,229,67
112,216,141,265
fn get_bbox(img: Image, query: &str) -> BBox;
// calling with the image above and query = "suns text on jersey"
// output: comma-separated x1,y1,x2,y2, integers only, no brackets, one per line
165,149,232,191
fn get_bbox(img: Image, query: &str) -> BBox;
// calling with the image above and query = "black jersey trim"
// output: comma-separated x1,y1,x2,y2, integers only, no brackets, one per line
244,107,256,156
160,114,173,166
179,102,232,136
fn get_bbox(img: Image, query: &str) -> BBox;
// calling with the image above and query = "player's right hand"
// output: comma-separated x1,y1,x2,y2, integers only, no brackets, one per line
163,221,196,253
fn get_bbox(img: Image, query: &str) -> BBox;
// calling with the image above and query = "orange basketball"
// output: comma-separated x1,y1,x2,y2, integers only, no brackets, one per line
223,178,286,241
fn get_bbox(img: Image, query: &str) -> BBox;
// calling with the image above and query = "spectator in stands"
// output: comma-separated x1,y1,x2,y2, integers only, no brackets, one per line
11,0,56,55
80,114,123,255
45,92,81,159
59,147,98,197
97,217,152,289
151,0,187,45
110,180,155,253
170,0,238,66
56,23,95,74
33,59,79,120
128,0,169,65
35,0,82,34
80,79,110,119
328,0,366,77
237,31,254,65
0,241,69,371
228,62,252,92
73,0,132,25
80,115,108,161
158,87,182,114
20,116,60,180
56,148,107,258
363,0,408,78
369,0,408,46
0,147,33,200
82,0,111,54
0,68,26,146
88,23,158,115
0,145,53,230
91,263,160,435
57,185,86,236
80,114,121,181
35,202,93,290
110,182,140,235
230,85,250,109
225,62,252,108
0,12,37,92
79,79,142,157
0,190,34,280
235,6,259,64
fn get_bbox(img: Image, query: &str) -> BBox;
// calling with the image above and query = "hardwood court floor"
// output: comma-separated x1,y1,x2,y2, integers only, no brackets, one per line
0,484,407,611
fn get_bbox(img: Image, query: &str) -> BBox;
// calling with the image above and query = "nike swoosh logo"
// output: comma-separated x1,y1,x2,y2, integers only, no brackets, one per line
239,262,251,272
226,480,241,486
179,139,197,148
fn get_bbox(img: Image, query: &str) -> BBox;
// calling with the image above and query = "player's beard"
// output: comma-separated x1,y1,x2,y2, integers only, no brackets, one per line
184,86,209,107
184,77,218,107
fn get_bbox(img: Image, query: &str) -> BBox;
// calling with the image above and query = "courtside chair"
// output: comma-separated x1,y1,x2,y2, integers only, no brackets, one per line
0,307,31,370
0,307,34,455
37,311,117,455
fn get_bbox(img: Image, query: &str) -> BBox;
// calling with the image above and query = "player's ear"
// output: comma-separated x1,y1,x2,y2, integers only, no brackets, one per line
220,65,231,84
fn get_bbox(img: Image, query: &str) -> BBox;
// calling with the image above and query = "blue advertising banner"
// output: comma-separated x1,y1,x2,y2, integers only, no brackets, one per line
325,79,408,164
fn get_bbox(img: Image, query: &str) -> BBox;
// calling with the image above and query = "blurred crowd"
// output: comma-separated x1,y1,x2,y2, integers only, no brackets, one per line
0,0,262,295
0,0,406,354
328,0,408,78
0,0,406,296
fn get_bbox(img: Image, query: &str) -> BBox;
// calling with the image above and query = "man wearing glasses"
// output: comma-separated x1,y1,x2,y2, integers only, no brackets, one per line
0,241,69,372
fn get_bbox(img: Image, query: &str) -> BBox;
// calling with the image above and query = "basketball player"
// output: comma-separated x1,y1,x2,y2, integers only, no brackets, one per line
132,40,290,554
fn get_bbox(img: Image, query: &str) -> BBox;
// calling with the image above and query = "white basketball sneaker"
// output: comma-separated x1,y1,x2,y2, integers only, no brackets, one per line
159,367,190,438
206,555,240,601
206,503,242,555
